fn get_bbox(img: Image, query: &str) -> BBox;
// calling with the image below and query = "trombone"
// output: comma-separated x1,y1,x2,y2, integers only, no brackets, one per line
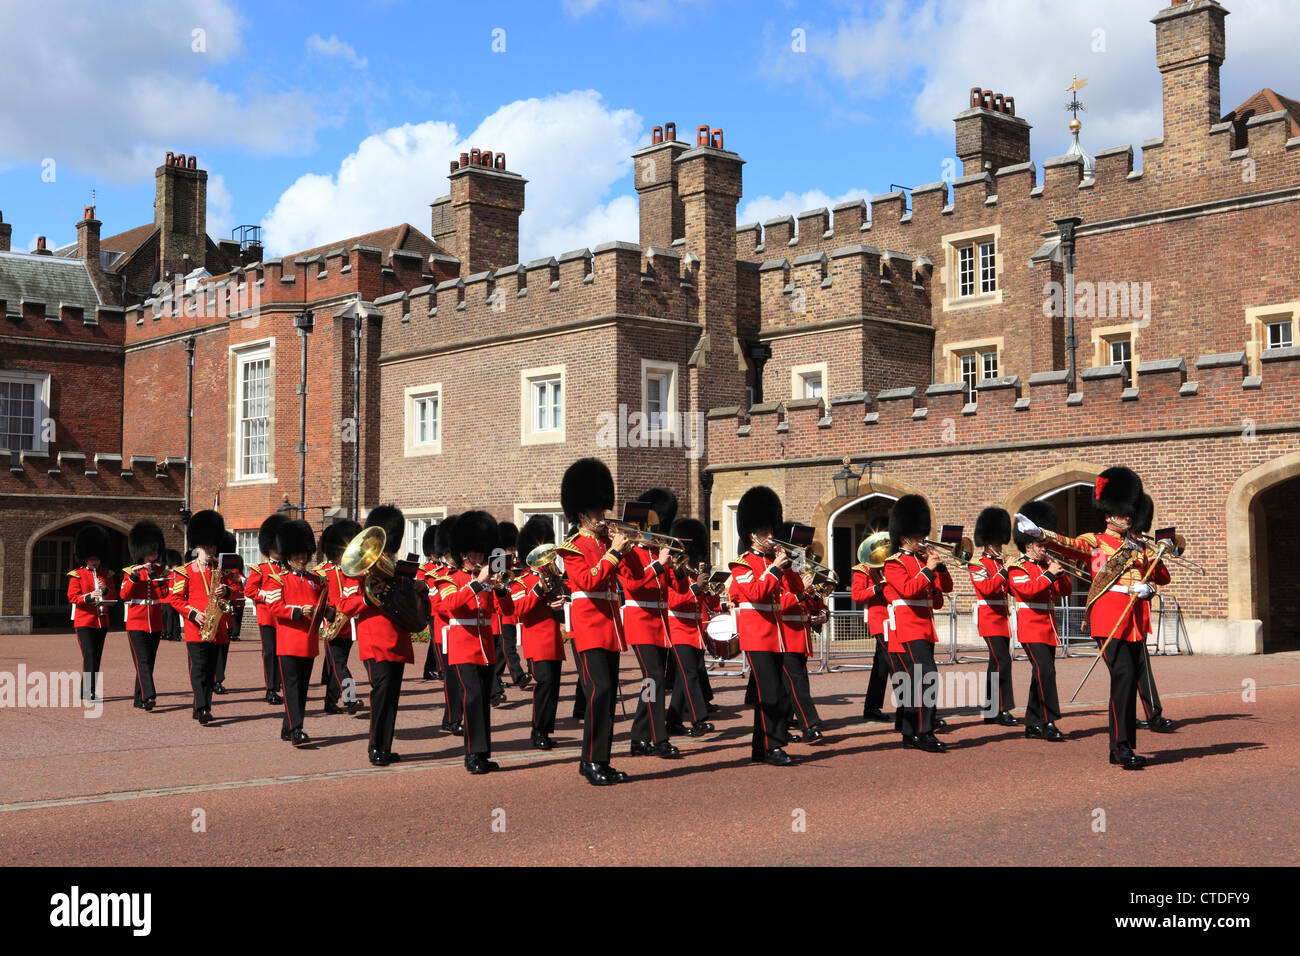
920,535,974,564
605,519,691,560
1129,531,1205,575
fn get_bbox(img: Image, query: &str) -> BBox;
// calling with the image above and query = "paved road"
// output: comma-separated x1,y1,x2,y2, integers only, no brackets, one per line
1,635,1295,865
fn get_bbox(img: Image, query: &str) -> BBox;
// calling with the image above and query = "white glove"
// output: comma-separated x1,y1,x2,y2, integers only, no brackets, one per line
1014,513,1043,539
1132,583,1155,600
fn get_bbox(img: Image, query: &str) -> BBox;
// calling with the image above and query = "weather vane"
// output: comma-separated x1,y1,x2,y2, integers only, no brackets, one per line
1064,74,1088,130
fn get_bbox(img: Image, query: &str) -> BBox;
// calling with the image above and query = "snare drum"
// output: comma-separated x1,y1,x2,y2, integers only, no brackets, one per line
704,611,740,660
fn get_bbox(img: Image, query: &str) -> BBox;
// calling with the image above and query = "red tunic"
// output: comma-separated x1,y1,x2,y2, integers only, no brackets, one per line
882,551,952,646
1006,559,1072,646
618,544,671,648
440,569,514,667
67,566,116,629
339,578,415,664
244,561,283,629
1054,532,1172,643
119,565,169,632
968,553,1011,638
268,567,325,658
557,530,625,653
509,571,565,662
167,560,234,644
850,565,889,641
664,569,706,649
728,550,804,654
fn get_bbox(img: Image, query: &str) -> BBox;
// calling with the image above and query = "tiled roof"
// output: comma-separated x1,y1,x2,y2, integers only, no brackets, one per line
1224,88,1300,139
283,223,449,269
0,250,103,314
55,223,158,270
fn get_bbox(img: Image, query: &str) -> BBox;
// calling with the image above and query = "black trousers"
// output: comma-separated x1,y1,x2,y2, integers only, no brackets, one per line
214,642,228,684
781,652,821,729
454,662,492,757
422,638,445,678
531,659,562,735
76,627,107,699
577,648,619,764
983,634,1015,715
230,602,245,639
186,642,218,712
894,640,938,738
1023,642,1061,728
1102,640,1142,756
1137,642,1163,720
667,644,709,726
322,636,355,707
442,652,464,727
664,647,679,696
126,630,161,704
699,654,714,701
630,644,670,745
745,651,789,758
569,640,588,720
258,624,281,693
278,655,313,733
863,636,891,714
365,659,404,755
162,604,181,641
491,626,526,693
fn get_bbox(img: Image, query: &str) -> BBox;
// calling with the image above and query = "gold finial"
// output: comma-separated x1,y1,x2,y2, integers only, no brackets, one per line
1069,118,1082,132
1065,74,1088,93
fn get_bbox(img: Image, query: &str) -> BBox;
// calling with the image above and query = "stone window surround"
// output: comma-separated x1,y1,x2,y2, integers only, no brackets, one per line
1090,322,1140,386
403,382,443,458
520,364,566,446
940,224,1003,312
790,361,828,401
1245,301,1300,376
227,337,275,486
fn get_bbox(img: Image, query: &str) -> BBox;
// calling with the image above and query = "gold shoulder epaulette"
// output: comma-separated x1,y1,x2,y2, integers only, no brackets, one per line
66,569,80,578
851,563,868,573
556,541,582,556
883,554,904,565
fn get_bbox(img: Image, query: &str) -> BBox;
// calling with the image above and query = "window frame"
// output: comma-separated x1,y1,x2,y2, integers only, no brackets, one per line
0,370,50,454
941,225,1003,312
403,382,443,457
232,342,272,482
640,359,680,440
1266,319,1293,351
520,365,566,446
404,510,447,558
790,362,829,403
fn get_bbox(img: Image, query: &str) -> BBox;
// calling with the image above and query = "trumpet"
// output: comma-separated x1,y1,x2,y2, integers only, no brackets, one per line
768,538,835,579
920,536,974,564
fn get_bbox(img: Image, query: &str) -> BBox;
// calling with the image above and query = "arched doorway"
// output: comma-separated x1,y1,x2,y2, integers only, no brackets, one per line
824,492,895,592
1229,454,1300,651
28,516,129,629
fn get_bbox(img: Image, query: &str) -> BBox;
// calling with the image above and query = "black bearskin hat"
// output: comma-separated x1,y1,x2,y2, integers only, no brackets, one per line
128,520,165,564
453,510,498,558
561,457,615,523
187,509,225,550
517,515,556,559
74,524,110,563
888,494,931,553
322,520,361,565
499,521,519,550
973,507,1011,548
1132,494,1154,536
276,519,316,559
737,486,783,551
670,518,708,566
435,515,459,558
421,524,440,558
1093,466,1143,519
163,549,183,567
637,487,678,533
365,505,405,554
259,513,290,557
1014,500,1058,552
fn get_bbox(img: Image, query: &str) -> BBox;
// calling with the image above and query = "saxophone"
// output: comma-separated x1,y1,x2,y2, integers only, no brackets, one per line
199,561,231,643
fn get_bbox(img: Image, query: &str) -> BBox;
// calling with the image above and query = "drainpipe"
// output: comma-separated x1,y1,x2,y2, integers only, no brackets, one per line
1055,216,1083,393
294,310,314,521
351,304,363,521
183,335,195,520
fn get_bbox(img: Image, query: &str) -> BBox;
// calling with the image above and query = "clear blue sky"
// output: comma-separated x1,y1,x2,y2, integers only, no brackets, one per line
1,0,1292,259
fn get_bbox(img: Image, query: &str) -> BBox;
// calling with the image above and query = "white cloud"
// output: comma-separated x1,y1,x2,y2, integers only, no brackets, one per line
562,0,707,23
0,0,322,181
306,34,368,70
260,91,643,262
206,174,235,240
738,188,869,232
806,0,1297,162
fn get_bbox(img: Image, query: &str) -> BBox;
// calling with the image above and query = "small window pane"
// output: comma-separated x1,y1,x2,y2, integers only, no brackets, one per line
802,373,822,399
961,353,977,404
958,246,975,297
979,242,996,293
981,351,998,380
1267,321,1292,350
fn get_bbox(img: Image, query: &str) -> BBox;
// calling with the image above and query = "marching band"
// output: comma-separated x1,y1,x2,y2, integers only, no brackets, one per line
63,458,1185,780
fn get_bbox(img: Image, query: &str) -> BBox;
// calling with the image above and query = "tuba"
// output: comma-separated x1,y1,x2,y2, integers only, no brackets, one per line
857,530,892,570
339,526,397,606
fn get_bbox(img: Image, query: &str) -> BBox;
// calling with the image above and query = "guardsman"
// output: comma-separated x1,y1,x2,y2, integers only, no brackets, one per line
267,519,324,746
852,518,894,724
1131,493,1175,733
318,520,363,716
490,522,531,702
67,524,115,702
418,525,447,681
167,510,232,724
438,511,513,774
664,517,716,739
161,549,183,641
557,458,631,787
510,515,566,750
970,507,1017,726
1016,466,1166,769
622,488,680,759
775,523,826,744
338,506,426,767
882,494,952,754
728,486,796,767
1007,501,1069,742
212,531,240,695
431,515,464,735
244,514,289,706
120,520,168,711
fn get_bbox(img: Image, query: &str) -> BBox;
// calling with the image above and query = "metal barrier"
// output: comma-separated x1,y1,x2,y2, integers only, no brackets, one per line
821,592,877,672
1153,593,1193,655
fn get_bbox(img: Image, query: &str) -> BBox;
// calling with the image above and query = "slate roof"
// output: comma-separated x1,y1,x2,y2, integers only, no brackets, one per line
0,250,103,314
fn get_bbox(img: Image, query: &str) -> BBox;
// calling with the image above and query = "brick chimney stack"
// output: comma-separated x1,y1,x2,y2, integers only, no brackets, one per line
446,149,526,277
0,211,11,253
77,206,115,302
954,88,1031,176
1153,0,1228,150
634,122,688,248
154,151,208,279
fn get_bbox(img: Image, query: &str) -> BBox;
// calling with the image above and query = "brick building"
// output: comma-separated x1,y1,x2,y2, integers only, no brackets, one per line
2,0,1296,652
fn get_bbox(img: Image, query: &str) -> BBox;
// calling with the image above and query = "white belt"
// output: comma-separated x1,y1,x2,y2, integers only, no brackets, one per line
736,602,775,612
447,618,488,627
127,599,161,606
571,591,616,602
1017,602,1051,611
975,600,1007,608
1108,585,1140,595
624,600,665,610
667,610,699,620
890,599,932,609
